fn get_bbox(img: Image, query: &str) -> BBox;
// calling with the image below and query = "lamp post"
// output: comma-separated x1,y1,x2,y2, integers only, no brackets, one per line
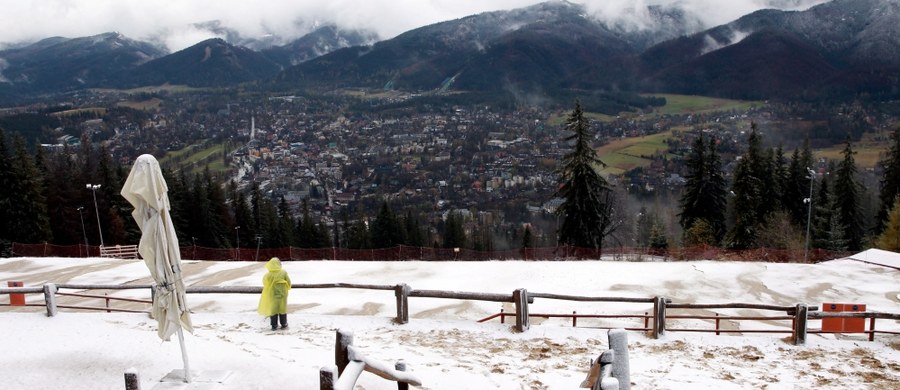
255,234,263,261
86,184,104,247
234,226,240,260
77,206,88,256
804,168,816,262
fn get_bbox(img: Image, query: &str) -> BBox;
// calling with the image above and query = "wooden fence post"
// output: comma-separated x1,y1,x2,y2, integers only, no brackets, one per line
124,369,140,390
335,329,354,376
43,283,58,317
608,329,630,390
793,303,808,345
652,296,666,339
394,284,411,324
396,361,408,390
513,288,529,332
319,366,336,390
597,349,619,390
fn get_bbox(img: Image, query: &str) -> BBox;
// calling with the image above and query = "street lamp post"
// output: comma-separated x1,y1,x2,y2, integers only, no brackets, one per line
804,168,816,262
234,226,240,260
77,206,88,256
255,235,262,261
86,184,104,247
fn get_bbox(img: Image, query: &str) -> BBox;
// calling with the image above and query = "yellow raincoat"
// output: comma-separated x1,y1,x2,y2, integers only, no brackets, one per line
257,258,291,316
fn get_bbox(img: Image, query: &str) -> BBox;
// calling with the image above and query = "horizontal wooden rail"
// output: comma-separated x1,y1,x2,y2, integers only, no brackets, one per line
56,291,152,304
55,305,149,314
529,292,659,303
410,289,526,303
809,311,900,320
668,303,816,313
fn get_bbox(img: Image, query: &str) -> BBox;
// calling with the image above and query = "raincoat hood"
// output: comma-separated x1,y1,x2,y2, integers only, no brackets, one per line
265,257,282,272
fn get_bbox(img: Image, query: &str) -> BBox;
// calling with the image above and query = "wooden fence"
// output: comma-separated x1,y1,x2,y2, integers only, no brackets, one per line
3,282,899,345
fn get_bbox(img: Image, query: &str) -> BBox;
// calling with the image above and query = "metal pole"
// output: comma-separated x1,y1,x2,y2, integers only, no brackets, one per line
804,168,815,262
77,206,88,256
255,235,262,261
87,184,104,247
235,226,240,260
176,327,191,383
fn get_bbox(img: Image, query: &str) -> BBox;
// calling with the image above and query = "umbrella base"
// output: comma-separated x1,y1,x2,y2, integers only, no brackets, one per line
153,370,232,389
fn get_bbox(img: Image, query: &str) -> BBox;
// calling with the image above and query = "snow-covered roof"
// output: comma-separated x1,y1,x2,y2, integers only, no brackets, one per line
847,248,900,270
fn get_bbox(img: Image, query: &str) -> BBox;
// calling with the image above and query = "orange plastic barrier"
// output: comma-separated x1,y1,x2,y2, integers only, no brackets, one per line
7,281,24,305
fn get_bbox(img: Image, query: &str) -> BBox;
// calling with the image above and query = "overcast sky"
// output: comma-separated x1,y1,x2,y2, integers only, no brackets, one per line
0,0,828,51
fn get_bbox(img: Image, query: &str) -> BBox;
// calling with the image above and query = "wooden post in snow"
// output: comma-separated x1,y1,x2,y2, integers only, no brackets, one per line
335,329,354,375
396,361,408,390
124,369,140,390
513,288,529,332
394,284,410,324
652,296,666,339
793,303,808,345
319,366,336,390
608,329,630,390
43,283,58,317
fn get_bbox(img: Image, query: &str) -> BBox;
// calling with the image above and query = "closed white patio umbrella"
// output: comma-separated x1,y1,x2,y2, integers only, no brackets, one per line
121,154,194,382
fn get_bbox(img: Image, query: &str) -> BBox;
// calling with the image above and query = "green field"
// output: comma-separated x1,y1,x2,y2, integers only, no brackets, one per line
596,129,677,175
159,142,235,175
642,94,765,115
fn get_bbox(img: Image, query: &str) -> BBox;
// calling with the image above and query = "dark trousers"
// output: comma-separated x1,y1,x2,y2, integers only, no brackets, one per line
270,314,287,329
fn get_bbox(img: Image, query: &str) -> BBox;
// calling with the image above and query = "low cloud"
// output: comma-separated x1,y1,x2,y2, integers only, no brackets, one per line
0,0,830,51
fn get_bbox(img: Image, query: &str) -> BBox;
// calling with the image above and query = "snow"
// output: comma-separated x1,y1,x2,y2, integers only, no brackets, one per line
1,256,899,389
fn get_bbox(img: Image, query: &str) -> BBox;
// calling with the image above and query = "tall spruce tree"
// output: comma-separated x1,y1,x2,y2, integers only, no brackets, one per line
785,139,815,226
679,134,727,244
726,124,767,249
371,201,405,248
7,135,52,243
832,138,865,250
875,197,900,251
876,128,900,233
555,100,616,249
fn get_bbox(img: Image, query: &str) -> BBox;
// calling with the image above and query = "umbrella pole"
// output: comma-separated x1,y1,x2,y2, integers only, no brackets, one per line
177,327,191,383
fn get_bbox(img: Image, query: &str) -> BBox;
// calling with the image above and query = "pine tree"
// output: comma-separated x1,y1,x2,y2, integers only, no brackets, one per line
726,124,769,249
832,138,865,250
371,201,405,248
522,225,533,248
442,212,467,249
785,139,814,226
8,136,52,243
874,197,900,251
679,134,727,244
876,127,900,233
683,219,716,247
555,100,616,250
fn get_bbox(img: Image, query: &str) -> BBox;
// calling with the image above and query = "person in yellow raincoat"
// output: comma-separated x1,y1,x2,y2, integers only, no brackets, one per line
258,257,291,330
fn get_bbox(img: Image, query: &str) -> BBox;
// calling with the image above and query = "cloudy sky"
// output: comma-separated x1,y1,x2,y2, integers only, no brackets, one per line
0,0,828,51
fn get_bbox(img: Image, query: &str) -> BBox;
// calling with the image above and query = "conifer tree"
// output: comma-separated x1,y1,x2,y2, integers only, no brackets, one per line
442,212,467,249
726,124,766,249
555,100,616,249
6,135,52,243
874,197,900,251
785,139,814,226
679,134,727,244
522,226,533,248
0,131,11,250
832,138,865,250
876,128,900,233
371,201,405,248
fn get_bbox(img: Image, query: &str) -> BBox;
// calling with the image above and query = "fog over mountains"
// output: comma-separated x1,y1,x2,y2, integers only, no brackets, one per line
0,0,896,104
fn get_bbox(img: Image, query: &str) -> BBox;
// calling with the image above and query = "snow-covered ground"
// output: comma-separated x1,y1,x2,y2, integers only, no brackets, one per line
1,256,898,389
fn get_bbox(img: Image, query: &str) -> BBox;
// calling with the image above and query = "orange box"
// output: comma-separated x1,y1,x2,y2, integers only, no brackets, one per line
7,281,25,305
821,302,844,332
843,304,866,333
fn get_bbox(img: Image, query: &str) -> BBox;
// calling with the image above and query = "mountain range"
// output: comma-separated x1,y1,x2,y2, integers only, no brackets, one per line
0,0,897,106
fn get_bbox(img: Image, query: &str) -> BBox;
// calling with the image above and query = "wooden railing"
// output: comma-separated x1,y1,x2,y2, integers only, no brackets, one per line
3,283,899,345
100,245,139,259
